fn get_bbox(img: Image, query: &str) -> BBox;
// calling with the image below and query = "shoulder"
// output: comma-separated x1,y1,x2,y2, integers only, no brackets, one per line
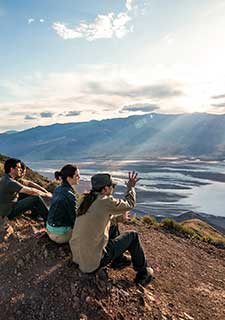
4,175,23,190
100,195,120,206
55,185,76,200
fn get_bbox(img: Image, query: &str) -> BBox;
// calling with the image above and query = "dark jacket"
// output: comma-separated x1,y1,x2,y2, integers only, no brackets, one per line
47,182,77,228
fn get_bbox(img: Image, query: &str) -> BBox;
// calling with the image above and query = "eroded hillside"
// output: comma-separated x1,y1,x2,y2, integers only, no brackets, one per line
0,217,225,320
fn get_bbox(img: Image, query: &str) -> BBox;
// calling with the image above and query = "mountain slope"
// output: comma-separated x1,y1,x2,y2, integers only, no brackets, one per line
174,211,225,235
0,218,224,320
1,113,225,160
0,153,49,188
181,218,225,244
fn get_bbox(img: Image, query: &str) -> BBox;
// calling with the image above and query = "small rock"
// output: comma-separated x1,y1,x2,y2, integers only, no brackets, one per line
73,296,80,308
119,288,129,297
25,253,31,262
117,312,125,320
138,295,145,306
43,249,48,259
183,312,194,320
70,283,78,296
85,296,91,303
16,258,24,268
59,247,66,257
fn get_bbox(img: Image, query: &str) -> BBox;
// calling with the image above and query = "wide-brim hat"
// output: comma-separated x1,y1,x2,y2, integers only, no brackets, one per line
91,173,116,191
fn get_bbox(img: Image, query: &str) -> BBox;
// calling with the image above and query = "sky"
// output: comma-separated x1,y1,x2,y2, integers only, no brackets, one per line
0,0,225,132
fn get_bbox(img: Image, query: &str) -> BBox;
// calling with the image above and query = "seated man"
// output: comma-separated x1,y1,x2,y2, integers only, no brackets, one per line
17,161,49,201
70,171,153,286
0,158,52,222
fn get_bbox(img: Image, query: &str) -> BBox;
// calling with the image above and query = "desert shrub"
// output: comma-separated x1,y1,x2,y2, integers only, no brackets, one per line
127,216,143,226
142,215,158,226
160,218,195,237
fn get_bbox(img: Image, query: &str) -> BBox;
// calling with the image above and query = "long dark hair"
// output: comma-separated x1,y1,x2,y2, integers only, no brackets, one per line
54,171,61,181
77,190,102,217
56,164,78,183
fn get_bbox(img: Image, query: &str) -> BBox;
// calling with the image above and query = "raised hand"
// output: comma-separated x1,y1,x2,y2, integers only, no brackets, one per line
126,171,140,188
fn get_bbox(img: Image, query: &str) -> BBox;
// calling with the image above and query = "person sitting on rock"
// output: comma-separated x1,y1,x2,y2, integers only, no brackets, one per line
46,164,80,244
0,158,52,222
17,162,49,201
69,171,153,286
47,170,63,194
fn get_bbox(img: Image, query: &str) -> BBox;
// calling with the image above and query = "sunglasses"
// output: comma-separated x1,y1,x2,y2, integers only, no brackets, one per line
107,183,116,189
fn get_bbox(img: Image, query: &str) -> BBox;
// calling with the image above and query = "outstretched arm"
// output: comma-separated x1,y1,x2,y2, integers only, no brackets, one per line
21,178,48,193
20,186,52,198
107,171,139,215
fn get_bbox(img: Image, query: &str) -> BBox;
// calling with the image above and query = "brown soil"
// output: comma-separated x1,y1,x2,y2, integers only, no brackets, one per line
0,218,225,320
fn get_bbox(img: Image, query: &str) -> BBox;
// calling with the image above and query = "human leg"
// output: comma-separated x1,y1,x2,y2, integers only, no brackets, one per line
100,230,146,272
8,196,49,222
108,223,120,239
108,223,131,269
18,193,29,201
100,230,153,285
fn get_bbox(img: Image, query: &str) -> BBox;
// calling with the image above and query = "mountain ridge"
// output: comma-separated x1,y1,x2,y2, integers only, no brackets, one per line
1,113,225,160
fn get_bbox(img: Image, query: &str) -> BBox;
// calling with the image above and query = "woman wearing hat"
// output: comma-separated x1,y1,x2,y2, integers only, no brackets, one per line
69,171,153,286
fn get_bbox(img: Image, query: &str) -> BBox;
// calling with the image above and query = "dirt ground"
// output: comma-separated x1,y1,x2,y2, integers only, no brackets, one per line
0,217,225,320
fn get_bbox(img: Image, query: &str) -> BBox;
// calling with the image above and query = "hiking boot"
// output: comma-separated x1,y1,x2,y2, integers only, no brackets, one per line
110,254,132,270
135,267,154,286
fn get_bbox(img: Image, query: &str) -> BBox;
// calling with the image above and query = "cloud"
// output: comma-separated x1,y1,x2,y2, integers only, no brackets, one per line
40,111,54,118
52,1,137,41
211,102,225,108
27,18,44,25
52,12,132,41
211,94,225,99
28,18,35,25
25,114,37,120
126,0,135,11
121,103,160,113
0,64,189,132
52,23,83,40
61,111,81,117
86,81,183,99
125,83,183,99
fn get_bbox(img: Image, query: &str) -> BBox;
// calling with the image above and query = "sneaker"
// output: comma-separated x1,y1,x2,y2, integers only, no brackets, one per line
110,254,132,270
135,267,154,286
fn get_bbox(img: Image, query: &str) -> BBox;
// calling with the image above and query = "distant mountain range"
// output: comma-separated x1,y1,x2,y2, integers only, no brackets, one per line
1,113,225,160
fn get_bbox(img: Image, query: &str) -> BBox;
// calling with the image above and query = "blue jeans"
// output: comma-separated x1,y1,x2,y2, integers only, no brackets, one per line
100,225,147,273
8,196,49,222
